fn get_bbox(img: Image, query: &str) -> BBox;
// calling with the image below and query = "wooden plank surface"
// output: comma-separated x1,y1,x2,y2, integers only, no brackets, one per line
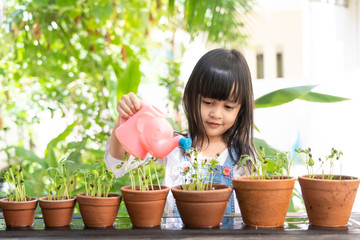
0,213,359,239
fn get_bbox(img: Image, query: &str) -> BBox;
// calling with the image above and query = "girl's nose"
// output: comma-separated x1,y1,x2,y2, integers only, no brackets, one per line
210,106,222,118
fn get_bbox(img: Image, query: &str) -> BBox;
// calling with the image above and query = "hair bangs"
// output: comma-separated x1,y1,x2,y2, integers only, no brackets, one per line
199,67,241,103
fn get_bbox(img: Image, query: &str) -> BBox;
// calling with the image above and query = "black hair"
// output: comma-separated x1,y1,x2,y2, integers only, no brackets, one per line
183,48,255,168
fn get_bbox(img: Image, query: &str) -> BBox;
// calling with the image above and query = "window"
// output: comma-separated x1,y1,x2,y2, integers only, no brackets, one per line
276,52,283,78
256,53,264,79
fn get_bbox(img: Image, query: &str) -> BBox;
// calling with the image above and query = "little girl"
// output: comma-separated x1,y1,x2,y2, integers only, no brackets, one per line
105,48,256,214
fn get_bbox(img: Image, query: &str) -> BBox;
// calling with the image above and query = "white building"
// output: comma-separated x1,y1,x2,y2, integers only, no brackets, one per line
244,0,359,81
238,0,360,211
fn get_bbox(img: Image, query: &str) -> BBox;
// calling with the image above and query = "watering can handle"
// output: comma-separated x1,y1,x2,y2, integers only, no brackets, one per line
118,100,145,125
118,101,166,125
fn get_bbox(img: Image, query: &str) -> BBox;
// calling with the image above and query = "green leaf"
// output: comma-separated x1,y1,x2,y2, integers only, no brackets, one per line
168,0,175,15
86,148,106,158
33,0,49,7
255,85,317,109
116,60,141,101
287,197,297,212
298,92,350,102
44,120,78,168
55,0,77,7
106,64,119,121
91,2,114,22
266,160,276,172
254,137,279,157
67,151,81,167
14,147,47,168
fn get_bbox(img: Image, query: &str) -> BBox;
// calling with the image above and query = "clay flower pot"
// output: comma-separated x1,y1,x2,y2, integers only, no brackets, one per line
232,176,295,228
39,196,76,227
76,193,122,228
171,183,233,228
298,175,360,227
121,185,170,227
0,197,38,227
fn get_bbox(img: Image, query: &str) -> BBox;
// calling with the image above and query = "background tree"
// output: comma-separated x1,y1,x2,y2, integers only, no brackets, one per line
0,0,254,202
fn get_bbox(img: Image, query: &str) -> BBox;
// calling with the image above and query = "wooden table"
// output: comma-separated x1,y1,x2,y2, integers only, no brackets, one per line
0,212,360,239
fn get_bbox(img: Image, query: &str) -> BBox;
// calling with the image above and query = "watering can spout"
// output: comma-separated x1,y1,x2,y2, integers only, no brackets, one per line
179,137,192,151
148,136,192,159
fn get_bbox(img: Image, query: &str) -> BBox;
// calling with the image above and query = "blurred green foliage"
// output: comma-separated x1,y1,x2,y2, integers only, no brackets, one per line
0,0,254,211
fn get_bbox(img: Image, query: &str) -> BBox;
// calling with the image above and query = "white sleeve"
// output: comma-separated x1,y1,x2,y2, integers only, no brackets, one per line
104,139,165,178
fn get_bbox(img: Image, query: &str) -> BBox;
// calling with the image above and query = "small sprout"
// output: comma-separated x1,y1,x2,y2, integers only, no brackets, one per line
179,148,220,191
3,165,27,202
296,147,344,180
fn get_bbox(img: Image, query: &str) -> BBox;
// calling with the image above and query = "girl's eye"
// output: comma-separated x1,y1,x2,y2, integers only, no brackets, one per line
225,105,235,110
202,100,212,105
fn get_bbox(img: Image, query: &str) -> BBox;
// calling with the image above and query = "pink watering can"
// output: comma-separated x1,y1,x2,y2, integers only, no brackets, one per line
115,101,192,160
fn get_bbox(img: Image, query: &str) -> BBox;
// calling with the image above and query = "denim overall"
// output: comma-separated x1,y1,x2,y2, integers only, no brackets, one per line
173,149,236,216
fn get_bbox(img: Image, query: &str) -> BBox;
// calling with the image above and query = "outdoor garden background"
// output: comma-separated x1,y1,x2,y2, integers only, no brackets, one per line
1,0,360,215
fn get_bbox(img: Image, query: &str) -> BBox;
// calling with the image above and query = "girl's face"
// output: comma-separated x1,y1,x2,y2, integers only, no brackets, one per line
200,96,241,141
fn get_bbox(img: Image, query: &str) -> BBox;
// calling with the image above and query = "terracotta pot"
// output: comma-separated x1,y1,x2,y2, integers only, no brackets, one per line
39,196,76,227
298,175,360,227
0,197,38,227
121,185,170,227
232,176,295,228
76,193,121,228
171,183,233,228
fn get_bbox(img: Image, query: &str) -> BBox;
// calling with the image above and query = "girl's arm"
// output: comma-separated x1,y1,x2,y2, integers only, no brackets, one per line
108,120,126,160
108,92,141,160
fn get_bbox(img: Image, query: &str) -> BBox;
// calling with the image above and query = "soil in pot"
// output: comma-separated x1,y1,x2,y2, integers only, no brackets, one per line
299,175,360,227
0,197,38,228
39,196,76,228
76,193,122,228
232,176,296,228
121,185,170,228
171,183,233,228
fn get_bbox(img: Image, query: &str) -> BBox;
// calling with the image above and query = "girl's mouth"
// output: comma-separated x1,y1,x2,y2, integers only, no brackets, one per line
207,122,221,128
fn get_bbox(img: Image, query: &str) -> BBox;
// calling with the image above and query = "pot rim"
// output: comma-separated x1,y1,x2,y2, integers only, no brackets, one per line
76,192,121,199
232,175,296,182
121,185,169,192
39,196,76,202
298,174,360,182
0,197,38,203
171,183,232,192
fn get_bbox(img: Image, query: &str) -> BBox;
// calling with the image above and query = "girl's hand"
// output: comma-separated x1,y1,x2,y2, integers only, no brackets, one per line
110,92,141,160
117,92,141,122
